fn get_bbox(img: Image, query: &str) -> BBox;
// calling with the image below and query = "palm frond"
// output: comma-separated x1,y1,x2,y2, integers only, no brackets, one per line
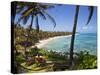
86,6,94,25
22,7,33,17
38,11,46,20
29,15,34,30
16,16,24,25
22,15,30,25
16,7,33,25
16,6,24,14
42,10,56,28
39,4,55,10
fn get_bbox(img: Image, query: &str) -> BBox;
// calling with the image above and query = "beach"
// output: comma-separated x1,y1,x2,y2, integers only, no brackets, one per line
33,33,97,55
34,35,72,48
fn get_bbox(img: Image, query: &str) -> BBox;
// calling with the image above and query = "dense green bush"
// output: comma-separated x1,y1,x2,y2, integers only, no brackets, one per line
76,51,97,69
16,54,25,63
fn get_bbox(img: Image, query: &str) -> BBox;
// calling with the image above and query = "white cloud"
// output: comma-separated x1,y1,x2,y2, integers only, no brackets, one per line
82,26,88,30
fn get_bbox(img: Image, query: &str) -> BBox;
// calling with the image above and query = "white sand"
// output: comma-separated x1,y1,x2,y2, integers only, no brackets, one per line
35,35,72,48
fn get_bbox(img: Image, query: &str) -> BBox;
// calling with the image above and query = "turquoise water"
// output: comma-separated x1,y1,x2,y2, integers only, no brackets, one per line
41,33,97,55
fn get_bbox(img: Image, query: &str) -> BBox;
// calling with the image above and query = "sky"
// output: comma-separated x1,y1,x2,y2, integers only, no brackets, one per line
15,3,97,33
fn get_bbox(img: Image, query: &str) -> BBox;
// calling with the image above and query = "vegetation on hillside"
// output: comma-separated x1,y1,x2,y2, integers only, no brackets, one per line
16,47,97,73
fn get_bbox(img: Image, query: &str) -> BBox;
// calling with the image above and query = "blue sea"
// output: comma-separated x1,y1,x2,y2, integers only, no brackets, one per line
41,33,97,55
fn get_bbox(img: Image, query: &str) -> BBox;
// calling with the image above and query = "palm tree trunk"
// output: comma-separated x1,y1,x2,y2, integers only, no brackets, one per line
69,5,79,69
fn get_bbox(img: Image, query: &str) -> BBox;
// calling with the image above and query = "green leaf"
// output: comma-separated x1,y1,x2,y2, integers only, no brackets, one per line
22,8,33,17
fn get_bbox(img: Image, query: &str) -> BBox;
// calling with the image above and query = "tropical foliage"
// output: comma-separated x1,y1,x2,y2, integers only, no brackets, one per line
11,1,97,73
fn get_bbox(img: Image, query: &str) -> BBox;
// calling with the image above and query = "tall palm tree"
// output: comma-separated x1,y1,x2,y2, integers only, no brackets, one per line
16,2,56,31
16,2,56,60
69,5,94,69
12,2,56,73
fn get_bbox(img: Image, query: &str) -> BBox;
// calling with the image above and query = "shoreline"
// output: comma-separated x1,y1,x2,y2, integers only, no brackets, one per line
34,35,72,48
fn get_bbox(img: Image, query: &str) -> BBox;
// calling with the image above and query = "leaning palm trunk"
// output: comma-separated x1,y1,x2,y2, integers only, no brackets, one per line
69,5,79,69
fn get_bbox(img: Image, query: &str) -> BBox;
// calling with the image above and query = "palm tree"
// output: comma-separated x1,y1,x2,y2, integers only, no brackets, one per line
12,2,56,73
69,5,94,69
16,2,56,31
16,2,56,60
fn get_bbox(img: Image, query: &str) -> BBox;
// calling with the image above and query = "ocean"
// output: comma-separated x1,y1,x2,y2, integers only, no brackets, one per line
41,33,97,55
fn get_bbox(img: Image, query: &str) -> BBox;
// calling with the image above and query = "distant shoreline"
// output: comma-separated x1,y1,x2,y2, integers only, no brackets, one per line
34,35,72,48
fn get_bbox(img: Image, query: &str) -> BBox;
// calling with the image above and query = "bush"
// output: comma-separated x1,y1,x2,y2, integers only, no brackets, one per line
76,51,97,69
16,54,25,63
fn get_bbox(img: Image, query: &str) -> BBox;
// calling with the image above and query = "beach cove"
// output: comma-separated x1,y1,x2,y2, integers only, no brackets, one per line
35,35,72,48
34,33,97,55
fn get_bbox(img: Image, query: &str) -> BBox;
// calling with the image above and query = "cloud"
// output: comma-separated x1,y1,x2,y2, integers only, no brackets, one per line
82,26,88,30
